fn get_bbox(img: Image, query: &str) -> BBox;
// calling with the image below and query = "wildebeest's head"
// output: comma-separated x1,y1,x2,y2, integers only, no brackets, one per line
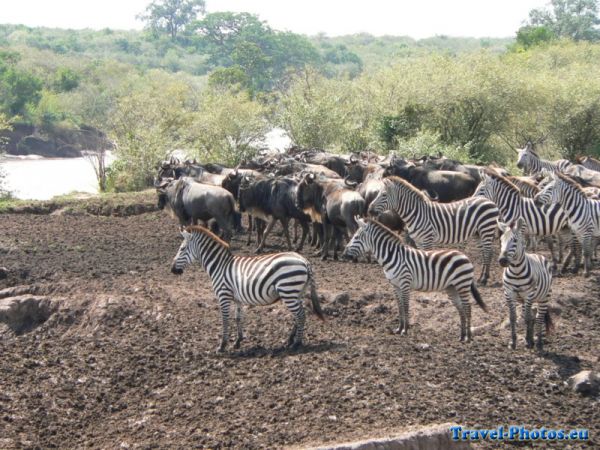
155,178,172,210
295,173,322,211
498,218,527,267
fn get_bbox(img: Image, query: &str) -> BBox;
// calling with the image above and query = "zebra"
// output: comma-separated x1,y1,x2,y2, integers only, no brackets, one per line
170,226,325,352
498,218,553,351
474,169,572,270
534,171,600,277
576,155,600,173
516,141,572,175
368,176,499,285
342,218,487,342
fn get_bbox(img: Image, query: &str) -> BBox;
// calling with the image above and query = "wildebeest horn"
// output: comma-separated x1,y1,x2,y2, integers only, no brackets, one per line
344,177,358,187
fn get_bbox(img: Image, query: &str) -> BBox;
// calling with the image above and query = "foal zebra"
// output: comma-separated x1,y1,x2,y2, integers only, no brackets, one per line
534,171,600,277
342,218,487,342
499,218,553,350
368,176,499,285
516,142,572,175
170,226,324,351
474,169,570,269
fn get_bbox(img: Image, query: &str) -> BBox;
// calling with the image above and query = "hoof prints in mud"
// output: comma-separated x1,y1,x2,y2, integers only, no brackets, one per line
0,212,599,449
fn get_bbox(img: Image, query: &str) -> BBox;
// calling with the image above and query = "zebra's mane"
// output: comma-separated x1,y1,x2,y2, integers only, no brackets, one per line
385,176,429,201
366,218,404,242
555,171,586,194
484,169,521,194
185,225,231,249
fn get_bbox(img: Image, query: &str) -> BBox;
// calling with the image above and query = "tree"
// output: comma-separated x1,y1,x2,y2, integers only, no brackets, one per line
524,0,600,42
0,113,12,198
138,0,206,40
0,50,42,117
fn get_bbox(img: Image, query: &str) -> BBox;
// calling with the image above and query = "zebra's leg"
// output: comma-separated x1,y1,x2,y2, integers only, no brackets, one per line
393,285,410,335
523,295,535,349
281,295,306,349
217,295,233,353
582,234,593,277
478,237,493,286
447,287,468,342
255,217,277,253
233,302,244,349
535,296,549,351
505,289,518,350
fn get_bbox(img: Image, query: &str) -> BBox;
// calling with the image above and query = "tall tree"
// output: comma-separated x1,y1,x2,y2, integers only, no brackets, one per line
138,0,206,40
525,0,600,42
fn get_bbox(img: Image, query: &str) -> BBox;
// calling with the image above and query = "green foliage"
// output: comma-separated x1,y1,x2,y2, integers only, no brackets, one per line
0,50,43,116
394,131,475,163
138,0,206,40
53,67,80,92
524,0,600,42
0,112,12,198
514,26,557,50
378,105,427,149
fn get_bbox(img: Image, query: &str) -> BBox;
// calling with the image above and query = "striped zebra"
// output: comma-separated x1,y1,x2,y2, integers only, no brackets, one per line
516,142,572,175
506,176,540,198
170,226,325,352
368,176,499,285
534,171,600,277
498,218,553,350
576,155,600,173
474,169,571,269
342,218,487,342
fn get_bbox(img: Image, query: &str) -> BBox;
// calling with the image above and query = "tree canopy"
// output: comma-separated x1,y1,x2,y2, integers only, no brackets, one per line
138,0,206,40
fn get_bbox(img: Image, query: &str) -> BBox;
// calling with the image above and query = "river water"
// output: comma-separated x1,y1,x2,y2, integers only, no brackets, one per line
0,128,291,200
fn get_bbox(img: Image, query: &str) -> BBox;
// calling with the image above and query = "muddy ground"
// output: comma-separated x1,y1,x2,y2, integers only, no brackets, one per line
0,211,598,449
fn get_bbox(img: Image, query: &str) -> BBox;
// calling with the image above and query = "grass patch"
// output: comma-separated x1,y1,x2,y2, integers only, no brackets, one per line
0,190,158,216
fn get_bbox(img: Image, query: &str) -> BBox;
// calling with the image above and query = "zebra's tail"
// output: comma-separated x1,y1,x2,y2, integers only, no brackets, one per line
470,282,488,312
545,310,555,335
307,265,325,321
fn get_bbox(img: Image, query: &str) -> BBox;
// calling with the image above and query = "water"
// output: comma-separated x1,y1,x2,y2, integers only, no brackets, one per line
0,128,292,200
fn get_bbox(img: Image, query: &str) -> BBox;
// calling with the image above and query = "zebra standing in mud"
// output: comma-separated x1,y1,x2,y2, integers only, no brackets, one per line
342,218,487,342
498,218,553,351
170,226,325,352
535,171,600,277
516,142,572,175
474,170,572,270
368,176,499,285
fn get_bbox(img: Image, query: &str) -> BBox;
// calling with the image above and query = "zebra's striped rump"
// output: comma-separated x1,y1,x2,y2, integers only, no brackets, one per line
171,226,324,352
499,218,553,350
343,218,487,342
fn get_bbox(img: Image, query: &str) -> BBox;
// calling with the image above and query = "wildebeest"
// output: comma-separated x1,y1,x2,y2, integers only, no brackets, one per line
238,175,311,253
296,173,366,260
345,157,386,183
383,165,478,202
296,150,348,178
156,177,237,240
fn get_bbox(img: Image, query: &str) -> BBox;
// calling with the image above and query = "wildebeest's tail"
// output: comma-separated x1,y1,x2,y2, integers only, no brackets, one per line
470,282,487,312
307,264,325,321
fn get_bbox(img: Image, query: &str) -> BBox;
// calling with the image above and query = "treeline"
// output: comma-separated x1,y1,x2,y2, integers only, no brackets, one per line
1,0,600,194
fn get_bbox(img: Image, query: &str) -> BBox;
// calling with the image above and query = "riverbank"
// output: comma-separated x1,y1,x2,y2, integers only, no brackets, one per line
0,190,157,216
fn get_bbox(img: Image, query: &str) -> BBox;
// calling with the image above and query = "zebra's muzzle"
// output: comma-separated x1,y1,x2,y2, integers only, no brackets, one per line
171,265,184,275
498,257,509,267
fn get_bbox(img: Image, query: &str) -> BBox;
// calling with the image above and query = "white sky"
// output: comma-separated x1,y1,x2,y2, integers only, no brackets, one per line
0,0,549,39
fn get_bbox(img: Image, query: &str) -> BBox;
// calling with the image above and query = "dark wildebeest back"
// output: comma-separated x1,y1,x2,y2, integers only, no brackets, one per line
157,177,237,240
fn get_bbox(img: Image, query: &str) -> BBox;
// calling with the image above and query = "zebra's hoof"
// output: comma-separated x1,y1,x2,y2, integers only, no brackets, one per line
288,341,303,351
215,347,226,354
393,327,407,336
233,340,243,349
509,341,516,350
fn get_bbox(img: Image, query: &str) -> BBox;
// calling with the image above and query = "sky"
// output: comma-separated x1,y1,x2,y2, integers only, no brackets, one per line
0,0,550,39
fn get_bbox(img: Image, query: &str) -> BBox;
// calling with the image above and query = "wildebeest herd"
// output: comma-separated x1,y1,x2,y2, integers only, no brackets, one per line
154,143,600,353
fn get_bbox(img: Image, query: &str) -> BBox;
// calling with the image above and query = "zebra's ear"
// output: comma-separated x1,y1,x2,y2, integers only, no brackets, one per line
516,217,527,233
497,221,508,233
180,229,191,239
